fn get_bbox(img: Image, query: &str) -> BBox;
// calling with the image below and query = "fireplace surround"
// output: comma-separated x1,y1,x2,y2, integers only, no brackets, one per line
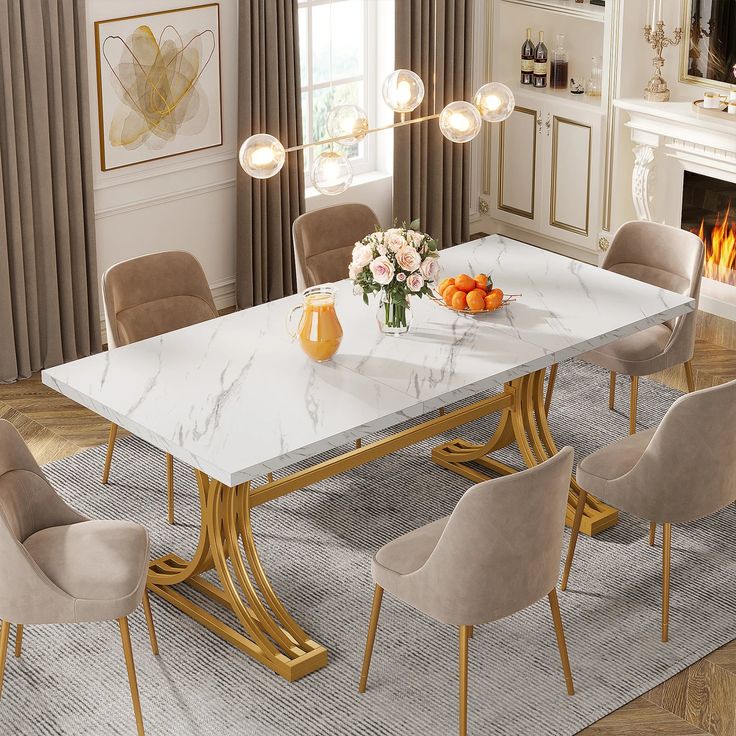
614,98,736,320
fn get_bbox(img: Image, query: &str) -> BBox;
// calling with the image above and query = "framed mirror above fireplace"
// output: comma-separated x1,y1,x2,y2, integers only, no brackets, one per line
680,0,736,89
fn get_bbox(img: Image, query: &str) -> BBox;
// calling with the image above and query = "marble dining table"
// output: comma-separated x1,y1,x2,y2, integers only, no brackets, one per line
42,234,695,682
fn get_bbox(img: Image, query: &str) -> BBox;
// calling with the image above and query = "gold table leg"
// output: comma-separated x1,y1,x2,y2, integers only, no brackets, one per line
431,368,618,537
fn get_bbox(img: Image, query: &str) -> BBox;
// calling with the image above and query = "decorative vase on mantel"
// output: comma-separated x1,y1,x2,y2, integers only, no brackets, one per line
376,293,413,335
348,220,440,337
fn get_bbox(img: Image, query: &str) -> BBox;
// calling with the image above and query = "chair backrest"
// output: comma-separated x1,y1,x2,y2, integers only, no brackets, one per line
102,251,218,348
410,447,574,625
613,378,736,524
604,221,704,338
292,203,379,291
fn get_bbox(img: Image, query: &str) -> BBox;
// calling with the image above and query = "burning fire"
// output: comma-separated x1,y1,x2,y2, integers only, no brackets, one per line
692,204,736,286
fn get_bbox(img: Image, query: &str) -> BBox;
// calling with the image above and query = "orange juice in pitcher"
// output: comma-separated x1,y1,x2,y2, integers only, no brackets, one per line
287,285,343,362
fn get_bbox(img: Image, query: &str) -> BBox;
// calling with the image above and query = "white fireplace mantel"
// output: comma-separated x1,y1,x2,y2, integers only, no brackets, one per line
614,98,736,320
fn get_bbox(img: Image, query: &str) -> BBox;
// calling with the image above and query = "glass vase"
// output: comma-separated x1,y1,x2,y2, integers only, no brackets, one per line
376,293,412,335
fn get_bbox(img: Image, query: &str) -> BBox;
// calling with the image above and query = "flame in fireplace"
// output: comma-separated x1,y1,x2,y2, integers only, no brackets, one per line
693,204,736,286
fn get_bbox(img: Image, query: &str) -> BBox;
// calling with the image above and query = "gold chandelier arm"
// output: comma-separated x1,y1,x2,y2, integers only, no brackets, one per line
283,112,442,154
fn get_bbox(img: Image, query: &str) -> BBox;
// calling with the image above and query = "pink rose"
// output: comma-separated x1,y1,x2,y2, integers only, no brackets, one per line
396,244,421,272
407,272,425,292
411,231,426,249
351,243,373,269
396,272,407,282
370,256,395,285
386,229,406,252
420,257,440,282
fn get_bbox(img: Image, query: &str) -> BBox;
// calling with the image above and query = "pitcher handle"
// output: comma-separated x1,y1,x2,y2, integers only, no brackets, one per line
286,304,303,340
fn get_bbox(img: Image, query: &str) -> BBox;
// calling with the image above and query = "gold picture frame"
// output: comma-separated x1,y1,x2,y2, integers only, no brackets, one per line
94,3,223,172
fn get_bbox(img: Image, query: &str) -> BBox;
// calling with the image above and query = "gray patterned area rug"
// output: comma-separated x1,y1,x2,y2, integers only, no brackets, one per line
1,361,735,736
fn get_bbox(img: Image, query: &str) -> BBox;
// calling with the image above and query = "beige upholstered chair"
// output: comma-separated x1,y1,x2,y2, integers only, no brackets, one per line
359,448,576,736
582,221,704,435
101,251,218,524
292,203,379,291
0,420,157,735
561,379,736,642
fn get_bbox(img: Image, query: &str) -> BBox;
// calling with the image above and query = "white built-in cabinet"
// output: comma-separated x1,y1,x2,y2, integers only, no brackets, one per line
483,0,614,256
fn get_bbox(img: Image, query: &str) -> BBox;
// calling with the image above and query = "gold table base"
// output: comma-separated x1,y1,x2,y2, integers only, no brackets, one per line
148,366,617,681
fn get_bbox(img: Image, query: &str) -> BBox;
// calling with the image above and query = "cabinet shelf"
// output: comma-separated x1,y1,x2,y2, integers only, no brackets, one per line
499,0,605,24
508,83,605,114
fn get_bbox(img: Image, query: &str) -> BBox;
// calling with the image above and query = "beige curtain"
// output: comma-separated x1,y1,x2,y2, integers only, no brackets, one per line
236,0,305,308
393,0,474,248
0,0,100,383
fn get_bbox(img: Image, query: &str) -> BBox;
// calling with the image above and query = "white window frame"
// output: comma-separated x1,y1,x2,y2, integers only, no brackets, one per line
298,0,378,178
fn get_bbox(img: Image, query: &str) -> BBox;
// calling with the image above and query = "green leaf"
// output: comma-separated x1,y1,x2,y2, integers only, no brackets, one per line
363,293,369,305
409,218,420,230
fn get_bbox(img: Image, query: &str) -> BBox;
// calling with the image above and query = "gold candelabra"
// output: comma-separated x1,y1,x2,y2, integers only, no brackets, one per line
643,20,683,102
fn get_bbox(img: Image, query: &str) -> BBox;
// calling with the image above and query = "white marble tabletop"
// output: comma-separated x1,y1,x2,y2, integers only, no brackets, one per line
42,235,695,487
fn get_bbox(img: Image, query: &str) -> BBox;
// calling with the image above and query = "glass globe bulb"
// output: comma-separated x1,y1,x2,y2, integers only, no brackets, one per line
311,151,353,196
382,69,425,113
439,101,482,143
239,134,286,179
473,82,515,122
326,105,369,146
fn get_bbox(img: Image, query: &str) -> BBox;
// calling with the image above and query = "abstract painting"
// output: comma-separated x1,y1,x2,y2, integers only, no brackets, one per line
94,4,222,171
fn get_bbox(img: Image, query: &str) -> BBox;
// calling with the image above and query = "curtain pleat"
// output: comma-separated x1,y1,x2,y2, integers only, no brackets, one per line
393,0,473,249
236,0,305,308
0,0,100,383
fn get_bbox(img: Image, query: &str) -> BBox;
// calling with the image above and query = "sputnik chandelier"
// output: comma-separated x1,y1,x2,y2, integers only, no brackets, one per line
239,69,515,195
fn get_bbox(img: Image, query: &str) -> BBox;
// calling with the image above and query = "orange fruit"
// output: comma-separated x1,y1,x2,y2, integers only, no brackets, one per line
485,292,503,311
454,274,476,293
466,290,485,312
470,288,487,301
451,290,468,310
474,273,489,291
437,277,455,295
443,285,458,306
489,287,504,301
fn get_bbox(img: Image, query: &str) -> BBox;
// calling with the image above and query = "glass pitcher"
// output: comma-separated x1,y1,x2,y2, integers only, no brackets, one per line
287,285,343,362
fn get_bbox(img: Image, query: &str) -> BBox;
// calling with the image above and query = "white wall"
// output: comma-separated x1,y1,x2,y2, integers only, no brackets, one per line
86,0,393,319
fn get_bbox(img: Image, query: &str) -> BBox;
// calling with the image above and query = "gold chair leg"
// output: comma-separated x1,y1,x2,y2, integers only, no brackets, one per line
649,522,657,547
166,453,175,525
544,363,558,416
13,624,22,658
629,376,639,435
358,585,383,693
662,523,671,643
548,589,575,695
459,625,470,736
142,591,159,656
608,371,616,410
0,620,10,699
101,423,119,485
467,625,474,639
118,617,145,736
684,361,695,393
561,487,588,591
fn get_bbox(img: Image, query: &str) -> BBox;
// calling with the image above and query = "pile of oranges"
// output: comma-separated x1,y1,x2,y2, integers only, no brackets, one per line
437,273,505,312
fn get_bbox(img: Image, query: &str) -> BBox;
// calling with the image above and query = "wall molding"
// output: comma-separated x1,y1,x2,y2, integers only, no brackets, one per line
95,178,237,219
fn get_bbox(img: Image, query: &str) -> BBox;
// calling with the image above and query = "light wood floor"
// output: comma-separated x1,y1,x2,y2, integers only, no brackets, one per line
1,310,735,735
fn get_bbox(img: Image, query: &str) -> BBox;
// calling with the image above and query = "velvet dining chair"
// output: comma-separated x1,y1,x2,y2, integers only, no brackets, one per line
581,221,704,436
101,251,218,524
292,203,380,291
359,448,576,736
561,379,736,642
0,420,158,736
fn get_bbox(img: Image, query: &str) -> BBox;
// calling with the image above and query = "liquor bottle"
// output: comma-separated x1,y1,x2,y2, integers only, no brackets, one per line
521,28,534,85
533,31,548,88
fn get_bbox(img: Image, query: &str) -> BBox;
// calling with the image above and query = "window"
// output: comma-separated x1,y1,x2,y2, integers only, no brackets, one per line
298,0,378,178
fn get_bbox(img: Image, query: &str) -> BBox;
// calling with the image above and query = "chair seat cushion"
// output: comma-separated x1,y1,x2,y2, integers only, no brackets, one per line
23,520,149,623
372,517,448,591
576,427,656,500
583,323,673,374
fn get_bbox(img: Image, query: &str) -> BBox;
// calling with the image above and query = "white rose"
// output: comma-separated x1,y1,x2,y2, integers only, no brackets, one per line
411,231,425,249
396,244,422,272
352,244,373,269
386,232,407,253
420,257,440,282
396,272,406,282
370,256,395,285
348,262,359,280
407,272,425,292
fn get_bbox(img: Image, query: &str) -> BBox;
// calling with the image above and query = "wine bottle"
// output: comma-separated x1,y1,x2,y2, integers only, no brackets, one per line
521,28,534,85
533,31,548,88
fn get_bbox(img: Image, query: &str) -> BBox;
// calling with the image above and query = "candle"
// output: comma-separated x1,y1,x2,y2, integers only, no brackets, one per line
646,0,652,26
651,0,662,26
